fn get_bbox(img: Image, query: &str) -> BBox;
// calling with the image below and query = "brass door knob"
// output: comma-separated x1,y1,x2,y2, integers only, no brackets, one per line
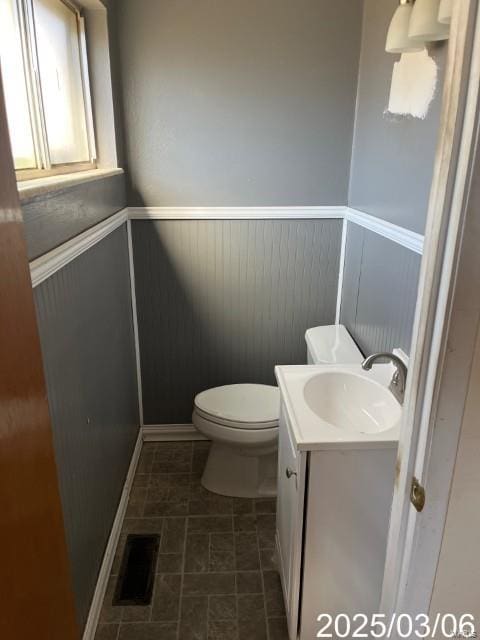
410,476,426,512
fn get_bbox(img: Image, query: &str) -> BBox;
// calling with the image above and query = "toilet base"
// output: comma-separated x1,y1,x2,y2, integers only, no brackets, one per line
201,443,278,499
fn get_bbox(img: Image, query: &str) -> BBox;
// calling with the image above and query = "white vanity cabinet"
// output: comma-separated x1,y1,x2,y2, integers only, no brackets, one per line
275,404,308,639
275,400,397,640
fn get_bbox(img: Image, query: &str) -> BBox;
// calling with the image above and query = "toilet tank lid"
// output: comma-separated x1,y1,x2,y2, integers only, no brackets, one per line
305,324,363,364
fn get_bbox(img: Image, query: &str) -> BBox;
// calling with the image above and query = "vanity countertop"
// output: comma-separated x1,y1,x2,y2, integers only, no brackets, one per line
275,363,401,451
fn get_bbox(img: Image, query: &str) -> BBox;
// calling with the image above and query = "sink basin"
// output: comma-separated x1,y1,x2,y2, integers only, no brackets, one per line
303,371,401,434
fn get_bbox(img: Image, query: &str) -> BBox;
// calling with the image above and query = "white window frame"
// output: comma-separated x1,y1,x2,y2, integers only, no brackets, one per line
9,0,97,180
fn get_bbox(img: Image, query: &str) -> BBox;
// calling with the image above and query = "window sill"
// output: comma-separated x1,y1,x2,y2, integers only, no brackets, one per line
17,167,124,202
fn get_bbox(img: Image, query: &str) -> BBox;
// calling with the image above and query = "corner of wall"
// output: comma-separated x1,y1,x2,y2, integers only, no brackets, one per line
346,0,367,208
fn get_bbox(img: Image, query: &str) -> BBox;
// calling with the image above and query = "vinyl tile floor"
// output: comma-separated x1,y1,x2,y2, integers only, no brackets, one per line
95,441,289,640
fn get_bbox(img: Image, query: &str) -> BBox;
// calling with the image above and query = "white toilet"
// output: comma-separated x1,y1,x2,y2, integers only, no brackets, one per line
192,324,363,498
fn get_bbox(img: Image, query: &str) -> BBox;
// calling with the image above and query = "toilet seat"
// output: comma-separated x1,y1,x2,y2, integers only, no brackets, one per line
194,383,280,430
193,409,278,449
194,406,278,430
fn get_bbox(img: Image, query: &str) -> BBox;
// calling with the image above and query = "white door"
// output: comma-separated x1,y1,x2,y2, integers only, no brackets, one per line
381,0,480,624
276,403,307,640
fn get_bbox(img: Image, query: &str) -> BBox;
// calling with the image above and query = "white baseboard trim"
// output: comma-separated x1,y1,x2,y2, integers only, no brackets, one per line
141,424,208,441
82,429,143,640
127,205,346,220
30,208,128,288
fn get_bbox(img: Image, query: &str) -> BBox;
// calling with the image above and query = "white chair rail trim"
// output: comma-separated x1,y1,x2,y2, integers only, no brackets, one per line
30,208,128,288
128,205,346,220
29,206,424,288
346,207,424,255
129,206,424,253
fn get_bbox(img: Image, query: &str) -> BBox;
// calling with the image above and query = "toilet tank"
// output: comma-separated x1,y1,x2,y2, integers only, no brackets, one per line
305,324,363,365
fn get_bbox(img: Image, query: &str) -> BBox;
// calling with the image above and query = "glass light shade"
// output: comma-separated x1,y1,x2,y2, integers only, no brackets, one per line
438,0,453,23
408,0,450,41
386,3,424,53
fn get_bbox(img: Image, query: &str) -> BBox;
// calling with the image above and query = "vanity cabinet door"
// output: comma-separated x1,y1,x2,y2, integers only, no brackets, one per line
276,404,307,640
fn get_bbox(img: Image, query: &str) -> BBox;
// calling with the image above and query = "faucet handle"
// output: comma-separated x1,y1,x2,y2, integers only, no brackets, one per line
391,368,403,389
361,351,407,404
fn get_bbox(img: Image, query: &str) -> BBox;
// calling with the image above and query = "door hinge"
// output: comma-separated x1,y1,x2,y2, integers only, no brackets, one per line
410,476,426,512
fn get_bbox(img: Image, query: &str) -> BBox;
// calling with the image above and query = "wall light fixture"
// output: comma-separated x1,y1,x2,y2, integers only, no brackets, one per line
386,0,425,53
438,0,453,24
408,0,450,41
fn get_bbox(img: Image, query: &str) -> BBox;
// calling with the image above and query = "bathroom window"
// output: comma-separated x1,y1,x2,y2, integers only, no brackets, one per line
0,0,96,180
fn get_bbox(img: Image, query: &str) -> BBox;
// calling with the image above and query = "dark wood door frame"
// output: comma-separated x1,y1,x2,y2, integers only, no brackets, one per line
0,73,79,638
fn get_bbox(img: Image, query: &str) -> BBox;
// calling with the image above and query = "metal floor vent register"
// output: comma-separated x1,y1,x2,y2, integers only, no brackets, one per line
113,534,159,606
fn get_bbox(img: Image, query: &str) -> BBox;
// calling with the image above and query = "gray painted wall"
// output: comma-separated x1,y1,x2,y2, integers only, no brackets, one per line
22,172,126,260
132,219,342,423
348,0,446,234
341,0,446,356
116,0,362,206
340,224,421,356
34,224,139,629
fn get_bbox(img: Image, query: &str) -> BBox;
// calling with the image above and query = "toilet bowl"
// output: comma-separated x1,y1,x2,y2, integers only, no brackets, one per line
192,384,280,498
192,325,363,498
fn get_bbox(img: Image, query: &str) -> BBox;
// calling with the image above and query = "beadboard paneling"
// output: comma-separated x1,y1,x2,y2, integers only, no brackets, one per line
340,223,421,356
132,219,342,424
33,224,139,629
22,172,126,260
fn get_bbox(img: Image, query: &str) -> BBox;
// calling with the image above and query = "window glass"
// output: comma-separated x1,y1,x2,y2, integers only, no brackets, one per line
33,0,90,164
0,0,37,169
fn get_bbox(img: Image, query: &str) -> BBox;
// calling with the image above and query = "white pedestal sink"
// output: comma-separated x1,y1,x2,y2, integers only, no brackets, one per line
274,363,402,640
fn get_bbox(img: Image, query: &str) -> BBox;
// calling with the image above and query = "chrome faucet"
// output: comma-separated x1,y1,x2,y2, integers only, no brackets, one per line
361,352,408,405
